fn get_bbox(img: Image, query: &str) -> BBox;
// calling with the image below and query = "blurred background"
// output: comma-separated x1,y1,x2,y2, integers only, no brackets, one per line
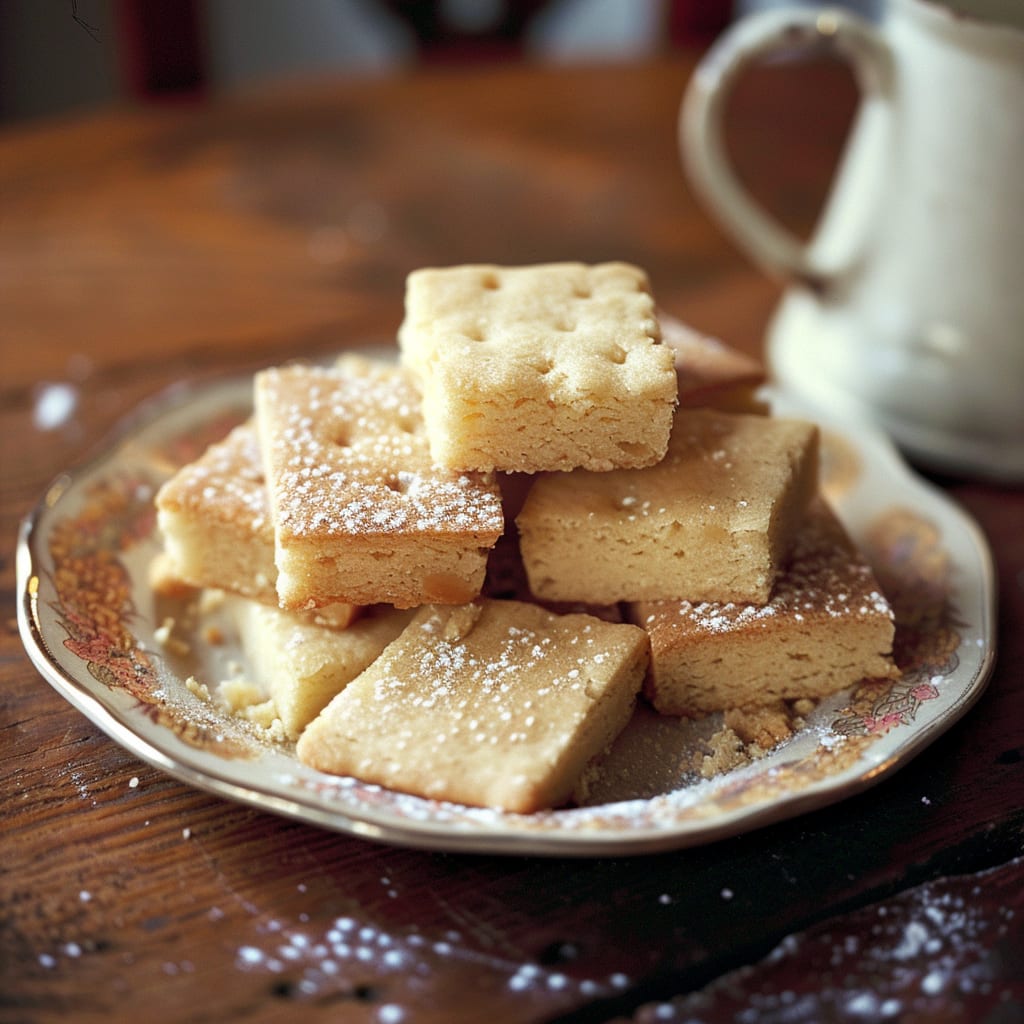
0,0,879,125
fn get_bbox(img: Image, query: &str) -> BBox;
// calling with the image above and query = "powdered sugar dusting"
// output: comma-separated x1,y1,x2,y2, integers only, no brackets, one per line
157,422,269,533
296,602,647,809
228,899,634,1011
629,857,1023,1022
256,363,502,539
644,503,895,638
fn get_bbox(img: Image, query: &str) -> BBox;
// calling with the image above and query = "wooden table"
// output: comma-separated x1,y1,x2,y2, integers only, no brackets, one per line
2,56,1022,1024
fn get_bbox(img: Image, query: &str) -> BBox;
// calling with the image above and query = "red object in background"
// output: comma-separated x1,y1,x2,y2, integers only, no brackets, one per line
668,0,733,44
115,0,206,100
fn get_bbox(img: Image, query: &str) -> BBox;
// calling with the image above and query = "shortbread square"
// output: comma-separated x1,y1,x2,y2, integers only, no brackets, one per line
483,520,623,623
155,422,358,628
630,501,900,716
516,409,819,605
661,316,769,414
397,262,677,472
255,358,503,610
482,471,622,621
222,596,413,740
295,600,650,813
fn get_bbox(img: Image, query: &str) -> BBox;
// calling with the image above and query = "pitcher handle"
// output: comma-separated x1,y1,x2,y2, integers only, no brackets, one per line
680,8,894,289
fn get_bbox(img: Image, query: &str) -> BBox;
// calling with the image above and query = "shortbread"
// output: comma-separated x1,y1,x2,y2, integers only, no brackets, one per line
255,358,503,610
397,262,677,472
155,422,359,628
484,523,623,623
517,408,819,605
661,316,769,414
222,596,413,739
630,501,899,717
295,600,650,813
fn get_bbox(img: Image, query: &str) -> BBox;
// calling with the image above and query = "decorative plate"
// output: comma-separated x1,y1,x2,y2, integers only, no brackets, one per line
17,368,996,856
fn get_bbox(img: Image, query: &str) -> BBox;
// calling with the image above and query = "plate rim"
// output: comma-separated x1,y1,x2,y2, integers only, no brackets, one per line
15,370,999,857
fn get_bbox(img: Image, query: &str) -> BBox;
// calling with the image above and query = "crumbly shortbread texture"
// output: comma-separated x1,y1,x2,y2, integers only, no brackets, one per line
397,262,677,472
156,423,278,603
630,501,900,717
254,358,504,610
484,519,624,623
295,600,650,813
516,409,819,605
223,596,413,740
154,422,358,629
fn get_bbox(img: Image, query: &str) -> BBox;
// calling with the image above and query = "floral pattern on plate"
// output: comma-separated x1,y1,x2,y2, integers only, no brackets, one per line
17,372,996,855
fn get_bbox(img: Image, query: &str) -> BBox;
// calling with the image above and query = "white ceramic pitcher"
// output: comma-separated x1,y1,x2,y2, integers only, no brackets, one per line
680,0,1024,481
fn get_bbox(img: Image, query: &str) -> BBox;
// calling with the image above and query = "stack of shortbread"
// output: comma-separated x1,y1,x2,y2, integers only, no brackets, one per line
155,262,898,813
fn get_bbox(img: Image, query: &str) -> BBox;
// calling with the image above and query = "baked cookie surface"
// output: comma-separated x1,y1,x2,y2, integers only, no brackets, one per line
255,358,503,610
631,501,900,716
156,422,275,600
296,600,649,813
662,316,769,414
398,262,677,472
155,421,359,628
223,596,413,740
517,409,819,605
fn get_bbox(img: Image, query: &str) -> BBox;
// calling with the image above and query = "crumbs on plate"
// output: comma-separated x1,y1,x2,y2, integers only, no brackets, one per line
151,262,899,812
